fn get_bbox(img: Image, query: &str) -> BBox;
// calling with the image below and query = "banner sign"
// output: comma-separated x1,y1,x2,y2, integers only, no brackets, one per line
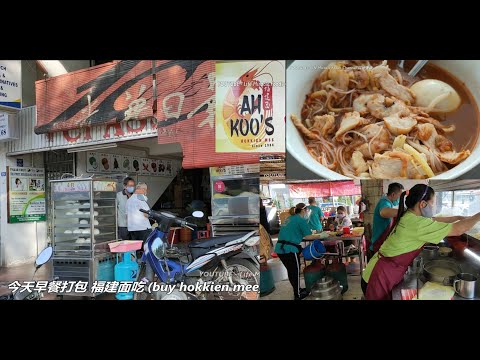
215,61,285,153
8,167,46,223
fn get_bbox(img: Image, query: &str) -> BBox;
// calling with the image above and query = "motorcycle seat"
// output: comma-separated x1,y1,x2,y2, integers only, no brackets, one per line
189,232,250,249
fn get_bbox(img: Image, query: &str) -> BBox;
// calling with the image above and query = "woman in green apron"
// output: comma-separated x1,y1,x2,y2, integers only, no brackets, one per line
362,184,480,300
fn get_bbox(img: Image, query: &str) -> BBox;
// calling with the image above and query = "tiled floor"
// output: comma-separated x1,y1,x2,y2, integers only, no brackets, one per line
261,258,364,300
261,275,363,300
263,237,364,300
2,256,364,301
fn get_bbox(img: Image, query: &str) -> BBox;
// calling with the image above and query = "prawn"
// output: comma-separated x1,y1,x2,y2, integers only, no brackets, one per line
222,61,282,142
222,66,261,123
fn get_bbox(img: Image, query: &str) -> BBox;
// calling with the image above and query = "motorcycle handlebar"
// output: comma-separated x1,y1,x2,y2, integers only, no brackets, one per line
139,209,197,228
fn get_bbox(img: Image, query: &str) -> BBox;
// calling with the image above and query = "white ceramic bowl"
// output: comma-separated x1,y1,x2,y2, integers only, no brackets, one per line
287,60,480,180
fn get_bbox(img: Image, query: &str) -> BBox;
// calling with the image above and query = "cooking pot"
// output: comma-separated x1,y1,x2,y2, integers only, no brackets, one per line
421,245,439,260
305,276,343,300
438,246,453,257
423,259,462,286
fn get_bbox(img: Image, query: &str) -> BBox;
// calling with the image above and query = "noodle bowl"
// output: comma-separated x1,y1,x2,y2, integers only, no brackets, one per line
287,60,480,180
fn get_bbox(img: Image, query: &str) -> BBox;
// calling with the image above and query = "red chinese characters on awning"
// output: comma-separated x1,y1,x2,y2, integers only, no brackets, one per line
35,60,259,169
288,181,361,198
35,61,154,134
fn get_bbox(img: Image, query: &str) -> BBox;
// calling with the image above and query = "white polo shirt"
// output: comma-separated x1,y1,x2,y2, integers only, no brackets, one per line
335,216,352,228
127,194,151,231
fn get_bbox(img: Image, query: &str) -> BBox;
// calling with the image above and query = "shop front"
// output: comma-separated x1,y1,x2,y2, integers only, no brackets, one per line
0,59,288,300
259,179,364,300
260,178,480,300
1,109,182,267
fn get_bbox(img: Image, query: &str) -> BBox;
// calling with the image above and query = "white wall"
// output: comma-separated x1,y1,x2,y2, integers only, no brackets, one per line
21,60,93,108
60,60,92,73
76,147,177,208
0,144,47,266
0,135,177,266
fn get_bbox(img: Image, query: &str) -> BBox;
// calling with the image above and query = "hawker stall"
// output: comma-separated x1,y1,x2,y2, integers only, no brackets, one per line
390,179,480,300
260,180,365,300
50,176,118,298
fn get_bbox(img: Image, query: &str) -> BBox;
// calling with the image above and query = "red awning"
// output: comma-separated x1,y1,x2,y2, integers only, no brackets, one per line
34,60,260,169
288,181,361,198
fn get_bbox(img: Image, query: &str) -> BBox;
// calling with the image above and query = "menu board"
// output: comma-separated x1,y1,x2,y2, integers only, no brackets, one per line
87,152,100,173
111,154,122,172
141,158,152,175
165,160,173,177
210,164,260,177
149,159,158,175
85,151,180,177
8,167,46,223
157,159,166,176
98,153,112,173
121,155,132,172
131,157,141,173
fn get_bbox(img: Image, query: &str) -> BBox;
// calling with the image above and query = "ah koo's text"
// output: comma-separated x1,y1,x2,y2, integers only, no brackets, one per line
230,95,274,137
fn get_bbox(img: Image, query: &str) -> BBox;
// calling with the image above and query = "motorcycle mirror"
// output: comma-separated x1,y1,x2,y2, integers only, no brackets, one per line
151,238,166,260
35,246,53,268
192,211,204,218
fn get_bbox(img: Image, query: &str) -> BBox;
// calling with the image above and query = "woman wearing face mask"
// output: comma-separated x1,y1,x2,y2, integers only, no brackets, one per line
274,203,318,300
362,184,480,300
335,206,352,231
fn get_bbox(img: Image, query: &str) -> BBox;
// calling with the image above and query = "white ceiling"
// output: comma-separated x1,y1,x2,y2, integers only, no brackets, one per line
120,137,183,158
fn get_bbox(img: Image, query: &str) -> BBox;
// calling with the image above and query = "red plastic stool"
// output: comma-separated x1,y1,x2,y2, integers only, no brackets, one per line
196,230,210,240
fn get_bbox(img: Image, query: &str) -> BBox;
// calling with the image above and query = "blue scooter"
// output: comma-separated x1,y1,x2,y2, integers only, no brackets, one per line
134,209,259,300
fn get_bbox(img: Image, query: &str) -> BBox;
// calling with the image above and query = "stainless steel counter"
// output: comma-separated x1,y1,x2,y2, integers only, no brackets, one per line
391,271,479,300
392,237,480,300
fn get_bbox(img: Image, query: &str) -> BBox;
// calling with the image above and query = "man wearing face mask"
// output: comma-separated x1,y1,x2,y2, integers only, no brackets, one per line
370,183,404,258
362,184,477,300
117,177,136,240
127,183,151,243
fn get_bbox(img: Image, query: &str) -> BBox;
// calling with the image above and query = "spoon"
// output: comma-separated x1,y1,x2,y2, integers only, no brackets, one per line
408,60,429,77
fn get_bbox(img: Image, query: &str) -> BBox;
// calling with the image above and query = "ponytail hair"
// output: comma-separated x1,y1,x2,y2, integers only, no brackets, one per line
290,203,307,216
385,184,435,238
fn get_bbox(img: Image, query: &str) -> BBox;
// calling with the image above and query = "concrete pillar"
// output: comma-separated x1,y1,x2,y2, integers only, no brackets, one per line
360,179,384,229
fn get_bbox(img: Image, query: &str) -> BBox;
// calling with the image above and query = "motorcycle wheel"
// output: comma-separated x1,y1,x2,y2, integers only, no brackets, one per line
210,259,259,300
